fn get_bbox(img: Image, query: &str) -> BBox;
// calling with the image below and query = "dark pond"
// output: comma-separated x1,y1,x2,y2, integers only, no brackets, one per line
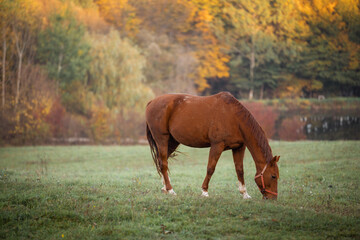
246,103,360,141
273,110,360,140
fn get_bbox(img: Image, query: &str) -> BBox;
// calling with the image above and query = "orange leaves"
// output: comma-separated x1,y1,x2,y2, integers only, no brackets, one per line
89,102,111,143
186,1,230,92
95,0,140,36
8,94,53,143
194,9,213,29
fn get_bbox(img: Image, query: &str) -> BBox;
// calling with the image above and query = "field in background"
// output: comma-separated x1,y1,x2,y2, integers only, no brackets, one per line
0,141,359,239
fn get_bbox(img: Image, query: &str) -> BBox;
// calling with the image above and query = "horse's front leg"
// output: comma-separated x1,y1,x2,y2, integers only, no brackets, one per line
232,146,251,199
201,143,224,197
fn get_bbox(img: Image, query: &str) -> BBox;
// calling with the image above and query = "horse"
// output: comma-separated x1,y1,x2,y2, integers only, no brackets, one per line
145,92,280,199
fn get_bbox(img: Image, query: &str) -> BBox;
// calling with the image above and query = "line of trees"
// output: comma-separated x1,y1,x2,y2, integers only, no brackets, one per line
0,0,359,144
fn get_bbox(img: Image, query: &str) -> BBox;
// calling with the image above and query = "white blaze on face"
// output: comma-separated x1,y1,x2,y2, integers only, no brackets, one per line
239,181,252,199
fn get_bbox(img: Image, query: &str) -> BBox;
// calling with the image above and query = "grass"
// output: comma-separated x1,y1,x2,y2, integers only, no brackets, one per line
0,141,359,239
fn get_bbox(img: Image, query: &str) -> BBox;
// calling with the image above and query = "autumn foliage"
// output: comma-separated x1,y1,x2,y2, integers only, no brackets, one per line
0,0,359,144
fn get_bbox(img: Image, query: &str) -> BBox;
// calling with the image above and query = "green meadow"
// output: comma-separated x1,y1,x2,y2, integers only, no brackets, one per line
0,141,359,239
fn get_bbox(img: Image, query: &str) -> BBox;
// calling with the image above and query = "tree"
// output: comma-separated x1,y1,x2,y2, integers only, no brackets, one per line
131,0,200,93
294,0,360,96
7,0,40,106
37,10,91,93
95,0,140,37
136,29,198,95
87,29,154,112
188,1,230,92
219,0,302,99
0,0,13,110
133,0,230,93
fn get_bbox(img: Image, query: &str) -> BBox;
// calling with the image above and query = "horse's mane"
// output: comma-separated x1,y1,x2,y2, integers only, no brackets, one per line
219,92,273,163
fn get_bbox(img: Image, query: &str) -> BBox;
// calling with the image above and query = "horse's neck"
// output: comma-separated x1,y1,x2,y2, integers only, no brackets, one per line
246,140,269,172
236,106,272,172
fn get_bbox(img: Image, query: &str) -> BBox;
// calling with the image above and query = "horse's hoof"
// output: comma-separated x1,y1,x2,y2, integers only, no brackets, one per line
161,187,177,195
243,193,252,199
201,190,209,197
168,189,177,195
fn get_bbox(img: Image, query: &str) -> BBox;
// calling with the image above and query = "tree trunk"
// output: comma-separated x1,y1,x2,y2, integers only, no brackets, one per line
57,53,63,75
56,53,63,95
249,87,254,100
2,31,6,111
249,38,255,100
260,84,264,100
13,24,31,107
15,52,23,106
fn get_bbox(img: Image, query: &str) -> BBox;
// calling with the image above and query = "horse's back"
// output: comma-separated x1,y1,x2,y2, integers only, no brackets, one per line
146,92,241,148
146,92,233,126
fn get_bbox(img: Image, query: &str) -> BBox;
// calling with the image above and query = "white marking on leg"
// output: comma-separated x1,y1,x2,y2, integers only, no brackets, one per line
201,189,209,197
168,189,177,195
161,175,176,195
161,175,166,192
161,175,165,185
239,181,252,199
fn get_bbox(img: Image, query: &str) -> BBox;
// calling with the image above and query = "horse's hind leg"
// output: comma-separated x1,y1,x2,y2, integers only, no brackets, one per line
232,146,251,199
156,135,177,195
201,143,224,197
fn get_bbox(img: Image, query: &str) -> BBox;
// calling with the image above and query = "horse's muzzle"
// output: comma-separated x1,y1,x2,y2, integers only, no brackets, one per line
263,193,277,200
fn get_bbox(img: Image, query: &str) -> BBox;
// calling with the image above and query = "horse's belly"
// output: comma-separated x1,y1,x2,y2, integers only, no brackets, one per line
169,121,211,148
173,136,211,148
172,136,211,148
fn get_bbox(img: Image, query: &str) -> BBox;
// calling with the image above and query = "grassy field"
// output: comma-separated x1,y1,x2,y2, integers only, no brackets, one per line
0,141,359,239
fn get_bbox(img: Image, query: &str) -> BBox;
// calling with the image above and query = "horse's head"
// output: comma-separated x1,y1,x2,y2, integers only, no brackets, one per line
255,156,280,200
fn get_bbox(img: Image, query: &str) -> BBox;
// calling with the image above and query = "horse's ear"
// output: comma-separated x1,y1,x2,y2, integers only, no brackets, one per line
271,156,280,164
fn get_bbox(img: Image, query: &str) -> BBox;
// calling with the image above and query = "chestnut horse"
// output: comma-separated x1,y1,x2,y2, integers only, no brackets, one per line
146,92,280,199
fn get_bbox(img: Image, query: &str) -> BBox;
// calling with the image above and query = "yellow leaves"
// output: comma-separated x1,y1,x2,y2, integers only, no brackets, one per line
196,9,213,23
182,1,230,92
298,0,340,24
327,1,337,13
348,47,359,70
7,95,53,140
90,102,111,143
194,46,230,91
349,57,359,70
275,76,323,98
95,0,140,36
194,75,210,92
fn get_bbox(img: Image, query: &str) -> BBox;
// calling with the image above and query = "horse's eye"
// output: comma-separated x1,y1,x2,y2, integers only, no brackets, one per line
271,175,276,179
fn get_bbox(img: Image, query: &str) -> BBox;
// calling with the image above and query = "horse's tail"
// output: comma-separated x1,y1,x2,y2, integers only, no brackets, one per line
146,123,162,176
